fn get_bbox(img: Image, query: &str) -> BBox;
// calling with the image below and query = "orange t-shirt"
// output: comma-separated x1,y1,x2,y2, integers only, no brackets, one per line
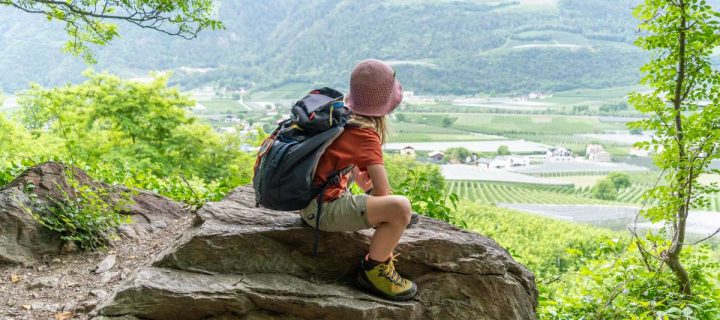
314,127,384,202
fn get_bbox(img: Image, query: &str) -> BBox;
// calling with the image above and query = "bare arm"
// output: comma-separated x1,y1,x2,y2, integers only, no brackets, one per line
366,164,391,196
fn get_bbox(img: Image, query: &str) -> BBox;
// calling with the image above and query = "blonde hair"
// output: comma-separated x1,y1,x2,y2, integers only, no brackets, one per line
347,114,389,144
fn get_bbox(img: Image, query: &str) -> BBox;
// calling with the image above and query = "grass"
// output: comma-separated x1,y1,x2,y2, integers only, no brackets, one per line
399,113,628,135
458,114,627,135
544,86,639,106
388,121,501,143
250,82,314,100
393,112,632,155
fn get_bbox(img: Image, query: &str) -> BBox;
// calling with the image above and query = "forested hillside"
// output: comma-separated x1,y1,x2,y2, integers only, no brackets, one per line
0,0,656,95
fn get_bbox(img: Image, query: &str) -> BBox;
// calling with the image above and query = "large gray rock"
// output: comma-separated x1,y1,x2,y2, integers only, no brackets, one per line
0,162,189,265
0,186,62,265
95,186,538,320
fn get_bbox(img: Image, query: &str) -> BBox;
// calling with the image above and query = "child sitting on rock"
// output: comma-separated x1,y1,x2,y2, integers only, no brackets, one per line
299,59,418,301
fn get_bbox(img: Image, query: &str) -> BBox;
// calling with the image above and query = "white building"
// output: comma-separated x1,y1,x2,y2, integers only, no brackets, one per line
400,146,416,157
546,147,573,161
588,151,612,162
490,156,530,169
586,144,612,162
586,144,605,156
224,115,243,124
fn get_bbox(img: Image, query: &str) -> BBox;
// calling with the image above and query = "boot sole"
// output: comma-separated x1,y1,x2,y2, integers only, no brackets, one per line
356,270,417,301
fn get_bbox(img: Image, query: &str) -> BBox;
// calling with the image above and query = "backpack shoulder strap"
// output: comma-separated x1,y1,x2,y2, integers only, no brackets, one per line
311,164,355,257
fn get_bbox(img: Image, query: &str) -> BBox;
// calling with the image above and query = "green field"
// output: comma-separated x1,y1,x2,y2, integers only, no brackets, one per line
390,112,634,155
448,178,720,211
250,83,314,100
401,113,627,135
448,180,613,205
546,86,639,106
197,100,249,113
388,122,501,143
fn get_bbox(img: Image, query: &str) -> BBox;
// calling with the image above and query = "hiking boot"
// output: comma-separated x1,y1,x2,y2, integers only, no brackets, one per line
357,254,417,301
408,212,420,227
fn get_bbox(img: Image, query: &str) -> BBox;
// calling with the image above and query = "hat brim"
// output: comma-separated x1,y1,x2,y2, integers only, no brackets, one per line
347,79,403,117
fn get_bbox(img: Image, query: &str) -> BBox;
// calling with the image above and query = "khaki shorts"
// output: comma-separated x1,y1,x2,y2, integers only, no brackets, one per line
299,192,373,232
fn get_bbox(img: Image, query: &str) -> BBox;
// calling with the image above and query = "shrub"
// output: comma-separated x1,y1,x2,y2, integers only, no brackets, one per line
26,173,133,251
592,178,618,200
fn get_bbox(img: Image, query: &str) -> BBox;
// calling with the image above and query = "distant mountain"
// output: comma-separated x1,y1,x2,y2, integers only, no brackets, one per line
0,0,714,95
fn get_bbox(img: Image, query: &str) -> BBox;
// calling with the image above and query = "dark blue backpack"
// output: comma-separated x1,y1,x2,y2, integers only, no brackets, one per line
253,88,353,255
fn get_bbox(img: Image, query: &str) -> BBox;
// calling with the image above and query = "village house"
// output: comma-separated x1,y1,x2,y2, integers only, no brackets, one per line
475,158,492,169
224,115,243,124
490,156,530,169
400,146,416,157
428,151,445,162
546,147,573,161
586,144,604,155
586,144,612,162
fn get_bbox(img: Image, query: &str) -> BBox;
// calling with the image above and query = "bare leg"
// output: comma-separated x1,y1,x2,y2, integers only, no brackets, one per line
365,195,411,262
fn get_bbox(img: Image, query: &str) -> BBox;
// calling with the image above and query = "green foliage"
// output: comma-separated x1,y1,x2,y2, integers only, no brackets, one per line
396,168,462,227
628,0,720,295
26,172,133,251
17,71,254,186
592,178,618,200
457,202,624,279
0,112,60,162
1,0,223,63
0,71,256,209
440,116,454,128
608,172,632,190
384,155,463,226
445,147,471,163
457,201,720,319
543,239,720,319
497,145,511,156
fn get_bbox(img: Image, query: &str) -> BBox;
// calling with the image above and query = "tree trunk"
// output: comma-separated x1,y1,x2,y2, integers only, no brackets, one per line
664,0,692,296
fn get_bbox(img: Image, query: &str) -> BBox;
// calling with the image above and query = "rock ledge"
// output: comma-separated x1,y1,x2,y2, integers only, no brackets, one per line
94,186,538,320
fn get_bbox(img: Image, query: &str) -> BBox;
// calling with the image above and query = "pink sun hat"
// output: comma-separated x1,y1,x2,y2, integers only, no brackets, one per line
346,59,403,117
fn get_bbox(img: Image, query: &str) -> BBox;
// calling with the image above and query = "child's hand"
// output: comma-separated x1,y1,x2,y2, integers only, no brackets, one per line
353,167,373,192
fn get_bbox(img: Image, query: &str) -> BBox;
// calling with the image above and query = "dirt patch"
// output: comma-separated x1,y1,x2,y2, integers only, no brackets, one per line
0,213,194,319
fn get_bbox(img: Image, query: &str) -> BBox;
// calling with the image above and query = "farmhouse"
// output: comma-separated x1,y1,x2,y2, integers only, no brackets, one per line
400,146,416,157
546,147,573,161
490,156,530,169
475,158,491,169
585,144,605,156
586,144,612,162
224,115,243,123
428,151,445,162
588,151,612,162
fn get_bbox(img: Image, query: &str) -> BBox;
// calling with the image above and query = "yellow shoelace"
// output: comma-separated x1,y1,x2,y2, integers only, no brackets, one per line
379,253,405,286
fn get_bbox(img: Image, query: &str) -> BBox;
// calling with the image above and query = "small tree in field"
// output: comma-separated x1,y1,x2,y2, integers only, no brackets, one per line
497,145,511,156
592,179,618,200
629,0,720,295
